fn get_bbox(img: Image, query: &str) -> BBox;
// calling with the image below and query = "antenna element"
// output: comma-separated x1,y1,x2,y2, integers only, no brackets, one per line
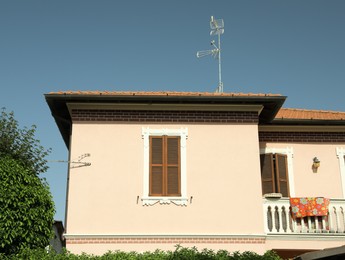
196,16,224,93
49,153,91,169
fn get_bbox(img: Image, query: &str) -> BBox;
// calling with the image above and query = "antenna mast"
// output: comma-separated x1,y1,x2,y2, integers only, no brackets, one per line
197,16,224,93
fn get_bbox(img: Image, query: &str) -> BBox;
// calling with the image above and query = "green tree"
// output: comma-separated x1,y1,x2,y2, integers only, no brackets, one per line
0,109,50,174
0,109,55,255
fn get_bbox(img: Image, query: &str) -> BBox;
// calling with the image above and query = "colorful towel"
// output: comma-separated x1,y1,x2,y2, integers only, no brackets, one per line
290,197,330,218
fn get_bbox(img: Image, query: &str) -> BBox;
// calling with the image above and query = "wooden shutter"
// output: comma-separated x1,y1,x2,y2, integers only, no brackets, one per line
150,137,163,196
149,136,181,196
166,137,180,196
260,153,275,195
275,154,289,197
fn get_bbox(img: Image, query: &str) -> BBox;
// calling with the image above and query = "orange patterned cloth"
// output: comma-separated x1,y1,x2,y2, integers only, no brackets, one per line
290,197,330,218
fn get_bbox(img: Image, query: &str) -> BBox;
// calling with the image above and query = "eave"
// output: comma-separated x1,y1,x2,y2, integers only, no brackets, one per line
270,118,345,127
45,92,286,148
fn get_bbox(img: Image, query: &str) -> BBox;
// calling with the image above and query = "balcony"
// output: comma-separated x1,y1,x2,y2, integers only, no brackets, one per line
263,197,345,234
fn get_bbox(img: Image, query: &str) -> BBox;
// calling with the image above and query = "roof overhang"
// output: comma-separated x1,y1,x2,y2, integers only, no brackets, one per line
45,92,286,148
269,118,345,127
259,125,345,132
67,103,265,113
294,245,345,260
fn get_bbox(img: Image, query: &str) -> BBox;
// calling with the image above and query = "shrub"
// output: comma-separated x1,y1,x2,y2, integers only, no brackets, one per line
3,246,282,260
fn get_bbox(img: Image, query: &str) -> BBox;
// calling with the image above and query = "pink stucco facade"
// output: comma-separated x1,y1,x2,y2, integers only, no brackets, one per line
67,123,263,234
45,92,345,258
262,143,344,198
65,123,345,255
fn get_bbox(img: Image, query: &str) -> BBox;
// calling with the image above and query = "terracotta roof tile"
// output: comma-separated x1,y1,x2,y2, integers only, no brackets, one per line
276,108,345,121
47,90,282,97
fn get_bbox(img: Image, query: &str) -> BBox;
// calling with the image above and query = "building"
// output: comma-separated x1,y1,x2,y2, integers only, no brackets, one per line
45,91,345,258
50,220,65,253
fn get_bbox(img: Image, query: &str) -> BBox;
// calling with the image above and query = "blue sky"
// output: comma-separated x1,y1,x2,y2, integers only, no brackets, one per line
0,1,344,223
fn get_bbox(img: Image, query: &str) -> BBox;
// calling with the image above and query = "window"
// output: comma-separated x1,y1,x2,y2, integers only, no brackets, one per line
260,153,289,197
142,128,188,205
150,136,180,196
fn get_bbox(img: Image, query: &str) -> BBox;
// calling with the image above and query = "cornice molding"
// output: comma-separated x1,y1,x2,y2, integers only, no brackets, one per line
67,103,264,113
259,125,345,132
266,233,345,241
64,234,266,239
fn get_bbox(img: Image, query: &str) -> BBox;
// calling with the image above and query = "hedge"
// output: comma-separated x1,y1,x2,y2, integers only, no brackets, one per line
1,245,282,260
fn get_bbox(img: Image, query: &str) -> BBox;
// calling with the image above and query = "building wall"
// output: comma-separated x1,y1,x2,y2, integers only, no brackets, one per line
66,122,264,236
65,121,345,255
260,142,345,198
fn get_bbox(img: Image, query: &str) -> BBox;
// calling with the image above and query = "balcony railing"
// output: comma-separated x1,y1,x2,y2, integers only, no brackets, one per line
263,197,345,234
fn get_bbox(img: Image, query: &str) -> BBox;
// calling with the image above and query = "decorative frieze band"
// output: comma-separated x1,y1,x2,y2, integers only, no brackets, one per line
71,109,259,124
259,131,345,143
65,236,266,245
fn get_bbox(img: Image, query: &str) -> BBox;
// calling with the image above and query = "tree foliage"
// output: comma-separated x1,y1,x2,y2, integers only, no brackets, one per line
0,108,51,174
0,109,55,255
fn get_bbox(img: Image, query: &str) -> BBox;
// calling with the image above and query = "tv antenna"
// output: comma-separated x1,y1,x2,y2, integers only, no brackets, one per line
197,16,224,93
49,153,91,169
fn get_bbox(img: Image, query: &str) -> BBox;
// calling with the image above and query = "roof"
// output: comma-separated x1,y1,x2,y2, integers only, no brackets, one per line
294,245,345,260
277,108,345,121
46,91,345,121
45,91,345,147
45,91,287,147
47,90,282,97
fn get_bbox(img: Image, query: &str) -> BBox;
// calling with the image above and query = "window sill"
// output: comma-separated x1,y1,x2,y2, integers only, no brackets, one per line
264,193,283,199
141,197,188,206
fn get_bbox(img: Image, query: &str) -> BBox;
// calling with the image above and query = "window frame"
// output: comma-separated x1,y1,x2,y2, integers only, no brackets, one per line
260,147,295,197
142,127,188,206
336,147,345,198
260,153,290,197
149,135,181,197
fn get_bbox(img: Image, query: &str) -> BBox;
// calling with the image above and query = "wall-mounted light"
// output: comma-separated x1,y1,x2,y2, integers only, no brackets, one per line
313,157,320,169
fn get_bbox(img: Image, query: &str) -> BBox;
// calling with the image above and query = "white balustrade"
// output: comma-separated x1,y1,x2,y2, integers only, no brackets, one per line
263,198,345,234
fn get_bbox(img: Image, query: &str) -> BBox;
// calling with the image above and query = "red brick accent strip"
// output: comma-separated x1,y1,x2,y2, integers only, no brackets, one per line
259,131,345,143
71,110,259,124
66,236,265,245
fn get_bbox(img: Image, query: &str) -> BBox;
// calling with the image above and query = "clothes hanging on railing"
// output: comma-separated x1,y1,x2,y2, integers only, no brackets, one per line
290,197,330,219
